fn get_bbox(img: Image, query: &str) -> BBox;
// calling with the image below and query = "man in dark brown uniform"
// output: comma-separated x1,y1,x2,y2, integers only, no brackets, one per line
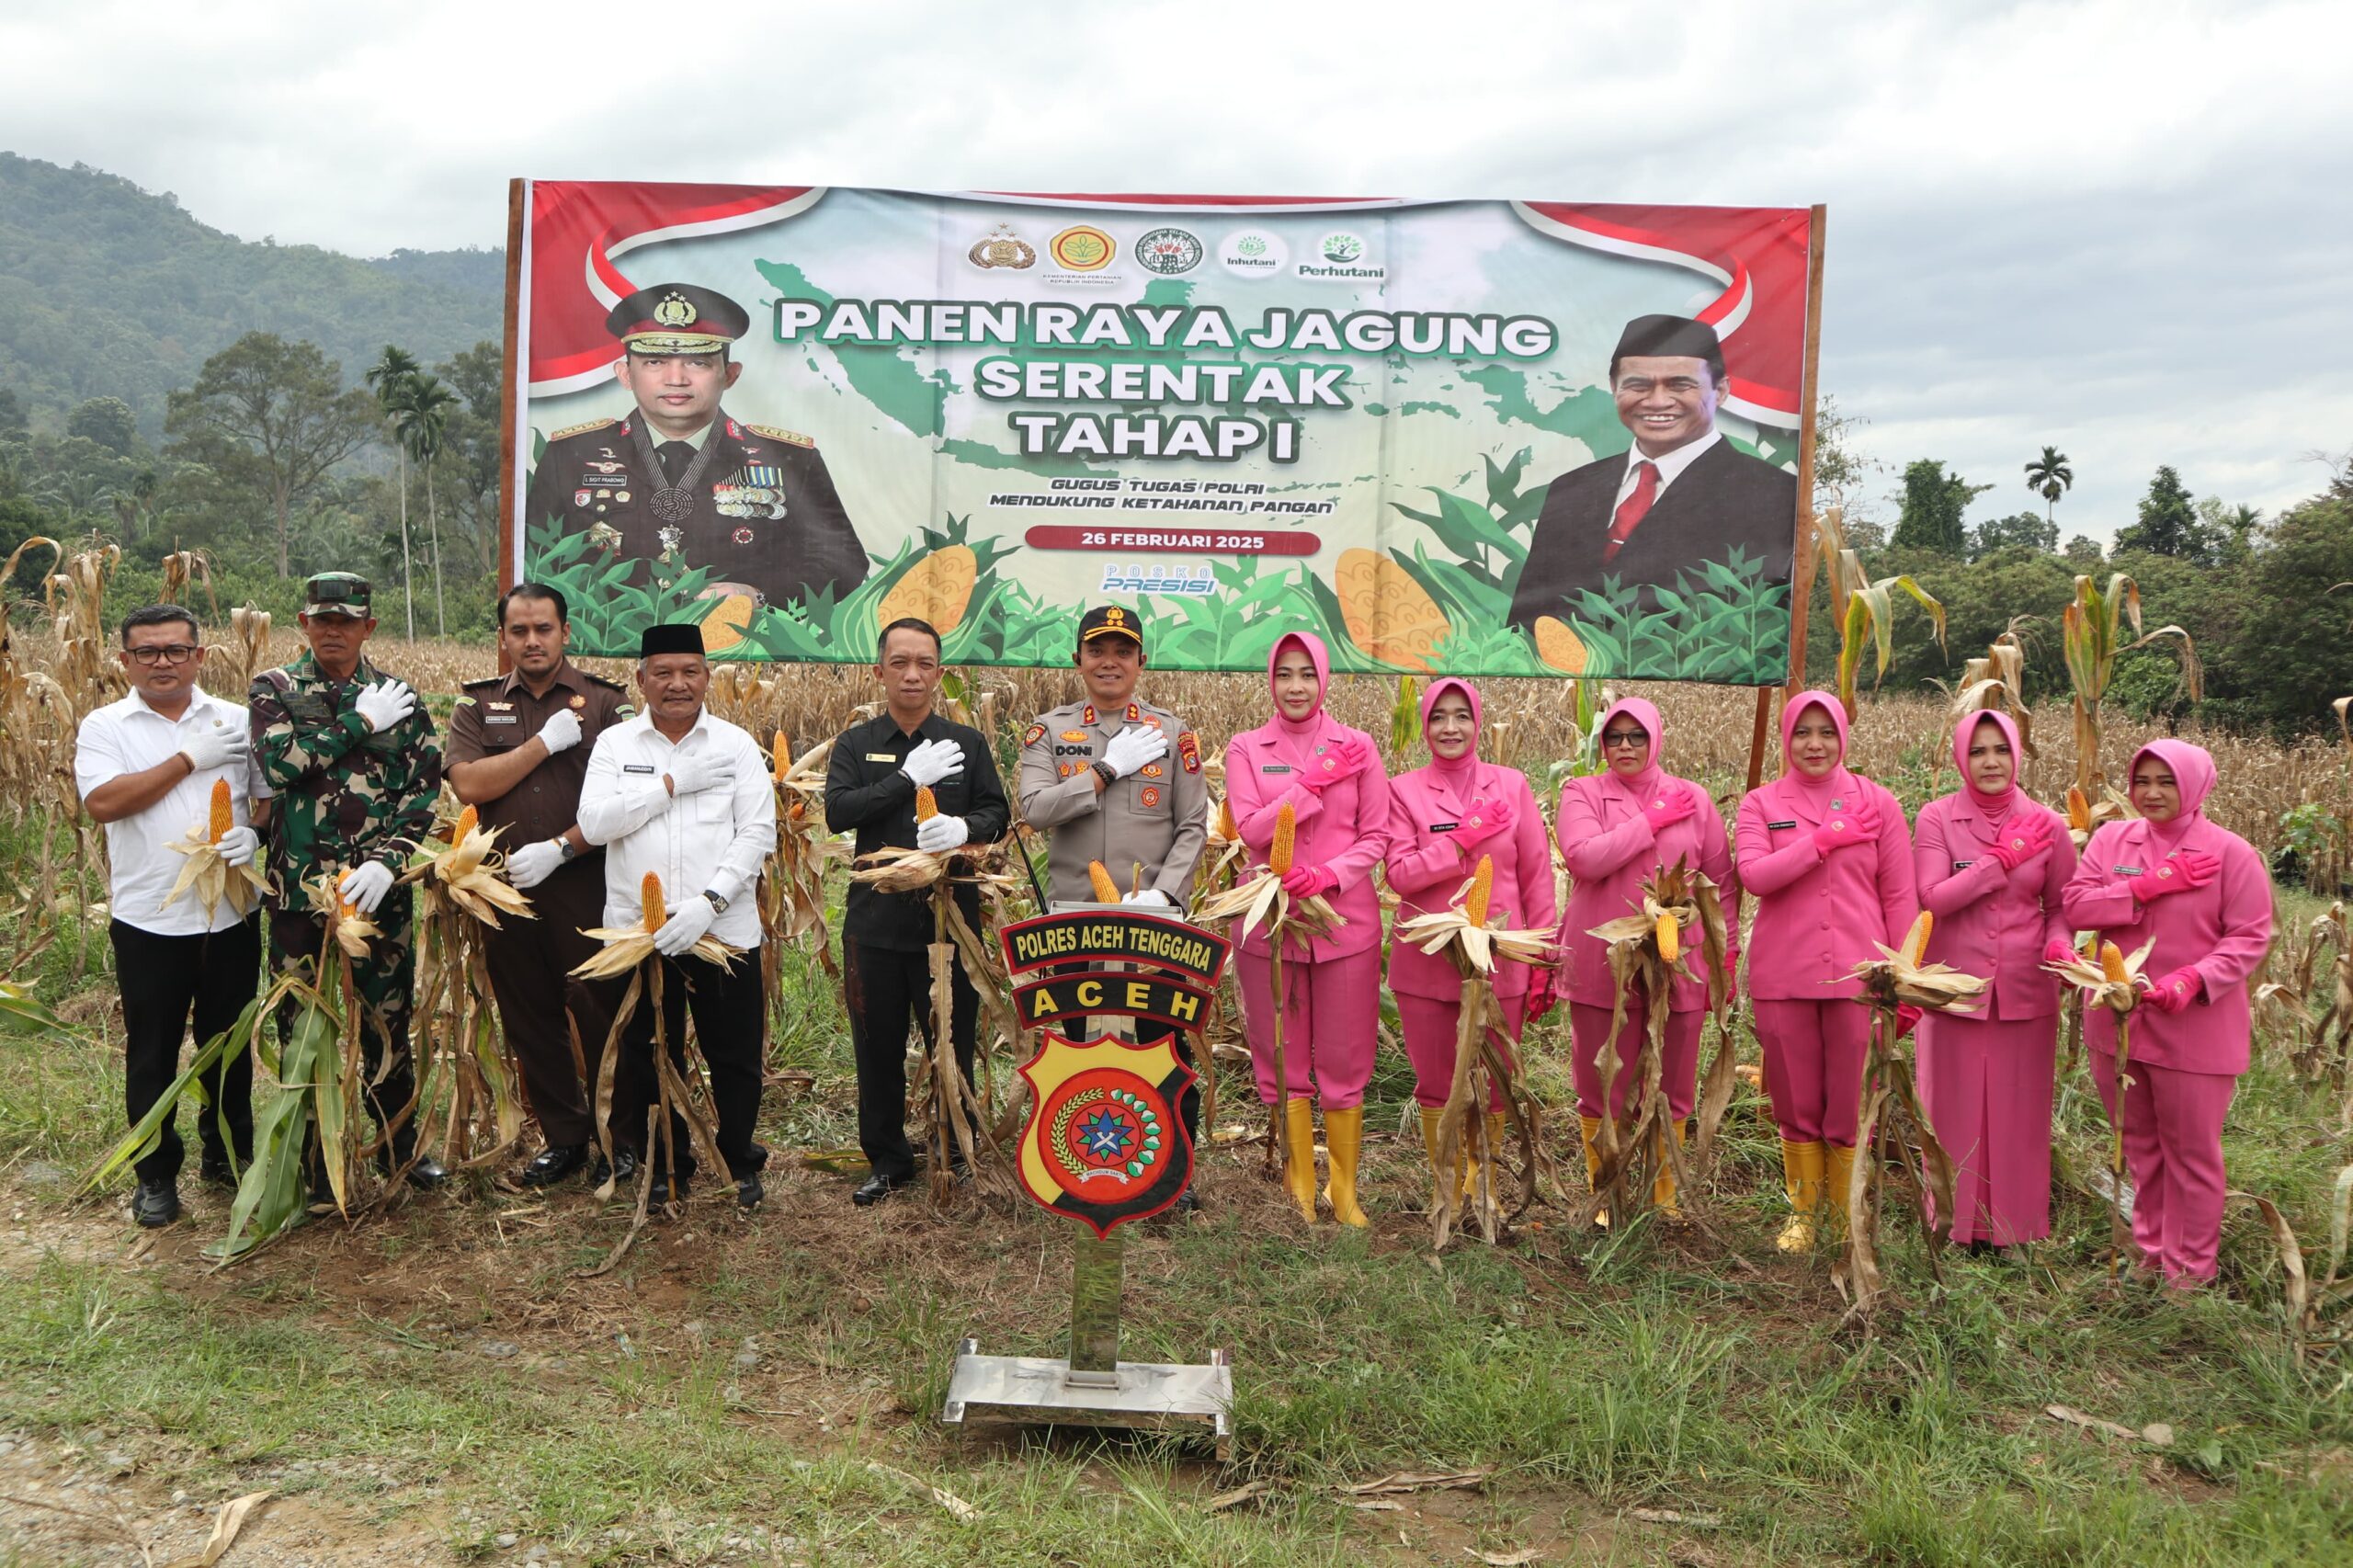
522,282,870,615
445,583,636,1186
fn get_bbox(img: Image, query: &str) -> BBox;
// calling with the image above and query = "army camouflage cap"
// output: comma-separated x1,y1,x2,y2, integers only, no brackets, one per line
301,572,373,619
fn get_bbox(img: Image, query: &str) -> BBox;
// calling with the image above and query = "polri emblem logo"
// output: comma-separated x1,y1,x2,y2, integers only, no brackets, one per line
967,225,1037,270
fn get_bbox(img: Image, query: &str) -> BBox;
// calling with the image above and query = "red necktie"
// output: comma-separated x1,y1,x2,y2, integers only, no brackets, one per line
1603,460,1658,563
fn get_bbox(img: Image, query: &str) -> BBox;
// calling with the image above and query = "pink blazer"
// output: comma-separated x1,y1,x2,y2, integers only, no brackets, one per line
1734,774,1919,1001
2062,815,2270,1074
1555,773,1735,1012
1383,762,1556,1000
1912,793,2075,1021
1223,716,1390,960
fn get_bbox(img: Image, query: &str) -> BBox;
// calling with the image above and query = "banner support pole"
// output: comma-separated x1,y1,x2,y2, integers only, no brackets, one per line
1066,1229,1124,1386
1779,203,1830,713
494,177,526,676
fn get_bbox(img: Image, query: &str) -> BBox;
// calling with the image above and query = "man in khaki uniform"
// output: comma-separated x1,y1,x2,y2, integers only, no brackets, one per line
1017,605,1211,1206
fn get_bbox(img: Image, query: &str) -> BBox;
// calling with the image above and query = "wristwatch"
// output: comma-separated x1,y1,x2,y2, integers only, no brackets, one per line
702,889,729,915
555,837,579,862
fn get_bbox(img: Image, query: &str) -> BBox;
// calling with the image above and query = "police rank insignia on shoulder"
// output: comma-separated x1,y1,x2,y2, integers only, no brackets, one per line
1024,723,1047,747
746,424,815,448
549,416,618,441
1178,731,1201,773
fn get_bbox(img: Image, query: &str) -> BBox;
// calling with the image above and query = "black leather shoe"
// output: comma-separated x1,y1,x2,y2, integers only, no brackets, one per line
736,1173,765,1210
591,1149,639,1186
518,1143,590,1187
402,1153,449,1191
199,1151,240,1189
852,1172,913,1207
1170,1188,1202,1217
132,1179,180,1228
650,1169,690,1206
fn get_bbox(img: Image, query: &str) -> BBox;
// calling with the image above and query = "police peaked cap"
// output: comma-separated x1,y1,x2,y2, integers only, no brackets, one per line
1076,604,1143,652
607,283,751,355
640,622,709,659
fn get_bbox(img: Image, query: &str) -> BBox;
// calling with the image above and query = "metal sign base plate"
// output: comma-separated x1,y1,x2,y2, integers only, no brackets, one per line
941,1338,1233,1459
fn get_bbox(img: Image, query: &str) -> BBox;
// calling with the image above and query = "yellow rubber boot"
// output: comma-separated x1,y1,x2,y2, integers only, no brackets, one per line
1652,1119,1690,1215
1418,1107,1446,1178
1578,1115,1610,1228
1822,1142,1856,1235
1282,1097,1319,1221
1322,1106,1370,1228
1777,1139,1824,1252
1468,1111,1506,1200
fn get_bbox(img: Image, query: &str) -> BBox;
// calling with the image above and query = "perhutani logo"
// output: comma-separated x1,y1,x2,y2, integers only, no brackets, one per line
1133,227,1203,275
1218,230,1289,278
1298,231,1384,281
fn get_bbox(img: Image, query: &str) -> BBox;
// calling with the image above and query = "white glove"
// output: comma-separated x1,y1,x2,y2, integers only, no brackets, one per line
1122,887,1175,908
1101,725,1168,778
505,838,565,890
536,707,583,755
337,859,395,915
902,737,966,788
916,813,972,853
654,896,717,957
666,751,735,798
354,680,417,735
179,720,251,774
216,824,260,869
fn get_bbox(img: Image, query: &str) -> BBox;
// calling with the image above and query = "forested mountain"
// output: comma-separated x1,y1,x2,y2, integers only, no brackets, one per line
0,153,501,437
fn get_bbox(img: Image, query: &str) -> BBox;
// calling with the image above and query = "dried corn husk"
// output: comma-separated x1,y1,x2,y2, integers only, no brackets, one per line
405,804,534,928
571,869,741,980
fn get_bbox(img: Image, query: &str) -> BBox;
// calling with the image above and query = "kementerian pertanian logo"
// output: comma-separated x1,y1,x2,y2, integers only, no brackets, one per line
1133,227,1203,275
1048,225,1118,272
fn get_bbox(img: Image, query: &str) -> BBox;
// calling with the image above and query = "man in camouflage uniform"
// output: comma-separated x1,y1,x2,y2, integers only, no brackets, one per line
248,573,447,1192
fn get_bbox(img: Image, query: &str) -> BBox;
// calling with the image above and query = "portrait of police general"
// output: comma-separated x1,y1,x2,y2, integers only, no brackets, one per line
1506,314,1799,631
525,282,870,617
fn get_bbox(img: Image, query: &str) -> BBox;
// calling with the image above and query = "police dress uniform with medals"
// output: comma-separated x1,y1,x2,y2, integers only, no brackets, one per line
444,659,634,1177
523,283,870,614
1016,606,1211,1160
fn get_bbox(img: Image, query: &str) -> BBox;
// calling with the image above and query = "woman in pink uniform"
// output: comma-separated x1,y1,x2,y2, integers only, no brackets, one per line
1383,677,1556,1193
1554,697,1735,1214
1912,710,2076,1252
1734,691,1918,1251
1224,631,1392,1226
2062,740,2269,1286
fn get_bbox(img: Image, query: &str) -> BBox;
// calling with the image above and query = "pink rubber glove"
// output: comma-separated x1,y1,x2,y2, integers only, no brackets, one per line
2041,938,2081,969
1812,801,1881,856
2143,966,2200,1014
1641,784,1695,835
1451,796,1514,853
1989,816,2052,872
1895,1004,1923,1039
2128,850,2219,903
1280,863,1338,899
1720,944,1742,985
1300,734,1373,792
1524,960,1561,1023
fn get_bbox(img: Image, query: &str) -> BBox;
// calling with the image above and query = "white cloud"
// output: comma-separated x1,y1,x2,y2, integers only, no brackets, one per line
2,0,2346,534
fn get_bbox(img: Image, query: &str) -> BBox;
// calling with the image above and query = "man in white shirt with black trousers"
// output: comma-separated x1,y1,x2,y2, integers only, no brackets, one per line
577,621,776,1209
76,605,265,1228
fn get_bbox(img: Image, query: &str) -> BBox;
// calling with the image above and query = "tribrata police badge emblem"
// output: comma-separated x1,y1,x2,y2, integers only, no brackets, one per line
1017,1032,1196,1236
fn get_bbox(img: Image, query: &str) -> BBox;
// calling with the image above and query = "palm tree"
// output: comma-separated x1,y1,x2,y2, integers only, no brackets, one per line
2025,446,2074,526
395,376,458,638
366,346,422,639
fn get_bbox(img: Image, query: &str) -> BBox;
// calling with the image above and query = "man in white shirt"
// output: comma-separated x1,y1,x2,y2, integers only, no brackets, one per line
577,622,776,1209
75,605,265,1228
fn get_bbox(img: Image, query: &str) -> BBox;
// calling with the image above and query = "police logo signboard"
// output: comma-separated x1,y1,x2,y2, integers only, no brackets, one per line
1017,1032,1195,1236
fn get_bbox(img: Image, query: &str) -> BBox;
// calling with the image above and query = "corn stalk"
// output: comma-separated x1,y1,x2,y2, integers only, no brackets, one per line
1816,505,1946,717
2061,573,2201,792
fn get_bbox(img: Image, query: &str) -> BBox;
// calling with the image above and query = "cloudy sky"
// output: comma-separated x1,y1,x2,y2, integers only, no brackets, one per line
3,0,2345,539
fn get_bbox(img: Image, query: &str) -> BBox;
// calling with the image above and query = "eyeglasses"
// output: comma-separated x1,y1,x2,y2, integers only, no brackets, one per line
125,644,202,667
1600,730,1650,749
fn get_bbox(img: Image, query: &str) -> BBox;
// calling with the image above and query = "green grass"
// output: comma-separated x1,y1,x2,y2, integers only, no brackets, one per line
2,888,2348,1564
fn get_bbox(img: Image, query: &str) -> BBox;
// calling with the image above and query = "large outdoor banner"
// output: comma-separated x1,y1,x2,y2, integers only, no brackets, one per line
506,185,1817,681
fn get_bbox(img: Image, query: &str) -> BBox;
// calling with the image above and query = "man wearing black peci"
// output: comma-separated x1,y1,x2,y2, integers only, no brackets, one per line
525,281,869,614
1506,314,1798,631
824,617,1011,1207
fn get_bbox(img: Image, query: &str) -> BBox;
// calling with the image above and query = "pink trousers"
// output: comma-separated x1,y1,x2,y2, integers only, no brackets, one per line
1236,945,1382,1108
2090,1047,2237,1285
1915,1011,2057,1244
1397,991,1527,1110
1753,998,1871,1147
1569,996,1702,1122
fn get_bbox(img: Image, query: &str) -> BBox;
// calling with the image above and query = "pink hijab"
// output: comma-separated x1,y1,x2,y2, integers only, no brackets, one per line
1267,631,1333,759
1953,710,2023,824
2129,738,2217,847
1419,677,1482,783
1780,690,1853,803
1597,695,1666,803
